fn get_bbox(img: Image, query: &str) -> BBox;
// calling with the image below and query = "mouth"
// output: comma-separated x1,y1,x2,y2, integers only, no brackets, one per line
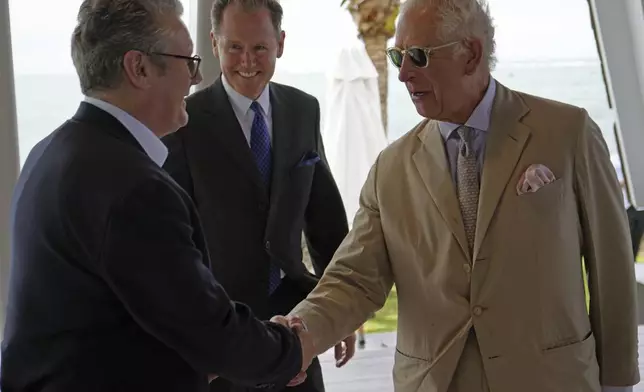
410,91,428,99
238,71,259,78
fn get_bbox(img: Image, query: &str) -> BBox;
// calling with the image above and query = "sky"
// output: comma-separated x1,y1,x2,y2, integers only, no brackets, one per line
7,0,600,75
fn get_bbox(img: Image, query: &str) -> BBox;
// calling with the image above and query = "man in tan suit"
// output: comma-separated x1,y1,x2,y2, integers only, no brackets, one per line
282,0,640,391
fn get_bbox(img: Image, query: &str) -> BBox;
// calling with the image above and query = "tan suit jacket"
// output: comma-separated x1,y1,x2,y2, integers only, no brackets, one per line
290,82,639,392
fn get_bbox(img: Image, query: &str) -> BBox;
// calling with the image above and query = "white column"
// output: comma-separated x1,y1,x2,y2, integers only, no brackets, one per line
0,0,21,329
589,0,644,208
196,0,221,91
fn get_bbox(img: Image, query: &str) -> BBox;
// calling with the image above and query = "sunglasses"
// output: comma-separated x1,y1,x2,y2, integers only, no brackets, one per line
386,41,460,69
148,52,202,78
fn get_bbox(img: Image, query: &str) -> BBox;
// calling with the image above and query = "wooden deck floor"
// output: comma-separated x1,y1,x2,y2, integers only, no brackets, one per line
319,328,644,391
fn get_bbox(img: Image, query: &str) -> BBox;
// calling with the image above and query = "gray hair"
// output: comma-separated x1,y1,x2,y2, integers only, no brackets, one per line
401,0,496,70
210,0,283,36
71,0,184,95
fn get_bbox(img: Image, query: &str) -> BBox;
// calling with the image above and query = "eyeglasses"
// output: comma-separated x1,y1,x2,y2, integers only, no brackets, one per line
386,41,460,69
148,52,202,78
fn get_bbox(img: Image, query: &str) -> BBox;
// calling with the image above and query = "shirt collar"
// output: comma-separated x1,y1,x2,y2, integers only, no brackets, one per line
438,77,497,141
83,96,168,167
221,73,271,117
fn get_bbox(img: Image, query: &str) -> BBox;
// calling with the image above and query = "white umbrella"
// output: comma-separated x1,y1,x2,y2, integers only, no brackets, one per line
322,37,389,225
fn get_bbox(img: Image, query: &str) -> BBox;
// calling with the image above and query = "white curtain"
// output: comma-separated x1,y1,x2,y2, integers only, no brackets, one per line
322,38,388,225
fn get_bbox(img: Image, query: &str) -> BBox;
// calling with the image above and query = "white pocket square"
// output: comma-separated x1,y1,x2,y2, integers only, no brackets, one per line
517,164,556,195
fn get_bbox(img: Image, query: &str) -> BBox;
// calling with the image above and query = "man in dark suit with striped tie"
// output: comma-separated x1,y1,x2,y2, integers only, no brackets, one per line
162,1,354,391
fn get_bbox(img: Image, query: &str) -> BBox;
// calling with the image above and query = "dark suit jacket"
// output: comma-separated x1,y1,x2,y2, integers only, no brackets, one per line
0,102,302,392
162,79,349,390
163,78,348,318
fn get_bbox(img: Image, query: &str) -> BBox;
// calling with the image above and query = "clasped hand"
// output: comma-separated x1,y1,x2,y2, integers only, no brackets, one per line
205,316,311,386
270,315,315,387
270,315,356,387
207,316,355,387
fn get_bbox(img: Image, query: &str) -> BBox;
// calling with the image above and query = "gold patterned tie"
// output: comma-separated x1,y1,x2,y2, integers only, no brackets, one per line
456,126,480,253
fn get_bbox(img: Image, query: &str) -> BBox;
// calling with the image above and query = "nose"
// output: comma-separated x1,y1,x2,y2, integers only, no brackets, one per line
240,50,256,68
398,54,414,82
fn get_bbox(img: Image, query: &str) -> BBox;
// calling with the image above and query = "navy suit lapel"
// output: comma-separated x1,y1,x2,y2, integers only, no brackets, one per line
201,79,267,199
268,84,299,206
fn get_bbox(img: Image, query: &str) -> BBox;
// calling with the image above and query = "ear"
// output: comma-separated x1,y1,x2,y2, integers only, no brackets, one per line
210,31,220,58
463,38,483,75
122,50,153,89
276,30,285,58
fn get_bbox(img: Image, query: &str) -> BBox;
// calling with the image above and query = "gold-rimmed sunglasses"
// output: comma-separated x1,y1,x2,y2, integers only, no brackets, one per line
386,41,460,69
148,52,202,78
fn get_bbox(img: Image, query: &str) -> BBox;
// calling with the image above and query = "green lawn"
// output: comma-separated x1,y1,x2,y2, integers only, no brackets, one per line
364,250,644,335
364,285,398,334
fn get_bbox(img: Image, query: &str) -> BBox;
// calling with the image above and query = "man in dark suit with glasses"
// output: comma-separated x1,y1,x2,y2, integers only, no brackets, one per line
1,1,314,391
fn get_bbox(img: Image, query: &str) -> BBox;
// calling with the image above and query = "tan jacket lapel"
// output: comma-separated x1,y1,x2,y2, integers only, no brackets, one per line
413,121,470,259
473,83,531,259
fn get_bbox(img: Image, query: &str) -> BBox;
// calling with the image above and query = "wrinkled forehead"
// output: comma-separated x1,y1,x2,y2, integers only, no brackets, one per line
394,5,441,48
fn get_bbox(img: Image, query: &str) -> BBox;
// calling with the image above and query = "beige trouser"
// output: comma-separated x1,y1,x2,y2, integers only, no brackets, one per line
447,331,490,392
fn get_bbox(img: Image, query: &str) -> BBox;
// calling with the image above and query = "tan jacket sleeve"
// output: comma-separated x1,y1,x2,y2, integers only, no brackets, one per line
289,154,395,354
575,110,639,386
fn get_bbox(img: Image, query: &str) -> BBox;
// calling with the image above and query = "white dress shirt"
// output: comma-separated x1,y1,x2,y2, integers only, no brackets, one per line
83,96,168,167
221,74,272,145
438,77,496,183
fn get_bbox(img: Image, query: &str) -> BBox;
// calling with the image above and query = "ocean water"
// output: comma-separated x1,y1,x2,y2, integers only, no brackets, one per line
12,59,616,164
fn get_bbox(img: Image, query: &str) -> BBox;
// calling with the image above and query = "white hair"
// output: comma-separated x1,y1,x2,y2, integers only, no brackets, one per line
401,0,496,70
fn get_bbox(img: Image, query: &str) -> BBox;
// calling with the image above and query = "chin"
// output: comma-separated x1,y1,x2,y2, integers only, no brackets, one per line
414,101,441,120
233,77,265,97
178,111,189,128
413,102,430,119
167,111,189,134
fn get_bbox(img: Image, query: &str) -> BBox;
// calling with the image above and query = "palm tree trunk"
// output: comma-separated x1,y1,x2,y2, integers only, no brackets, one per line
363,34,389,137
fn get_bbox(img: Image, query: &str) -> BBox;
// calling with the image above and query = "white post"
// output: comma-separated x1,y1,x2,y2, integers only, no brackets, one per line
0,0,21,331
589,0,644,208
196,0,221,91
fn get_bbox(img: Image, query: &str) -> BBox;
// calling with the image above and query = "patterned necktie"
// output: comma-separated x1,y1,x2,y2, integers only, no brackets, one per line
456,126,480,254
250,101,272,185
249,102,281,294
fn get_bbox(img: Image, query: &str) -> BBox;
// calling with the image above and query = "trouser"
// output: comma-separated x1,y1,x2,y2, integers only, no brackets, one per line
447,330,489,392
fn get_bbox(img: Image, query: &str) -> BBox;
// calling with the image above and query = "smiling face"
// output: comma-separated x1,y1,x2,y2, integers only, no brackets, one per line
120,14,202,137
395,5,485,123
212,3,284,100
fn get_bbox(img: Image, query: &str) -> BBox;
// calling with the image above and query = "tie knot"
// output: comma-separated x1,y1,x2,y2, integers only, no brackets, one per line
250,101,262,114
457,126,474,157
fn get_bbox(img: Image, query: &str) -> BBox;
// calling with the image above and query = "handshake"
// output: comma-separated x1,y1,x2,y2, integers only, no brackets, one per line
270,315,316,387
207,315,355,386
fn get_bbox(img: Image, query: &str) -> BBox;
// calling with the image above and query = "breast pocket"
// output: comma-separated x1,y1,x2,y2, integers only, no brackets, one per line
517,178,565,212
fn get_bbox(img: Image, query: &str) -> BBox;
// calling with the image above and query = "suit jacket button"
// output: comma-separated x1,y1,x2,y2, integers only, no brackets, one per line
265,241,271,250
472,306,483,316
